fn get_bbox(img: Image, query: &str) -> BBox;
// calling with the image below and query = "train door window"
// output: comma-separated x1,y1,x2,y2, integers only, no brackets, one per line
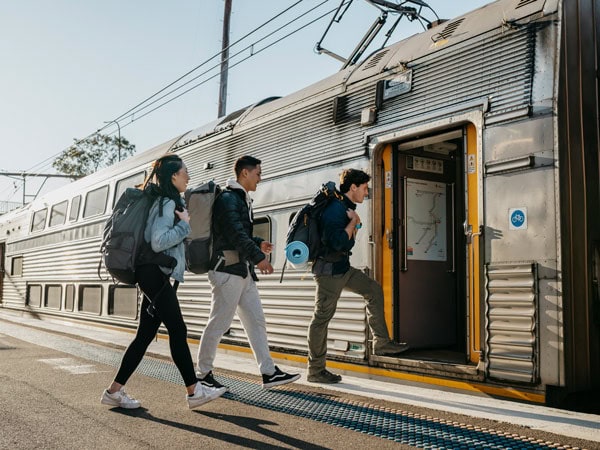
78,285,102,315
65,284,75,311
49,200,68,227
114,172,145,206
109,285,138,319
253,216,272,262
45,285,62,309
31,208,47,232
27,284,42,307
11,256,23,276
83,186,109,218
69,195,81,222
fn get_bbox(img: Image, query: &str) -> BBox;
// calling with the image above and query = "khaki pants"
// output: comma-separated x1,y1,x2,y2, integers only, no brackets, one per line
307,266,392,375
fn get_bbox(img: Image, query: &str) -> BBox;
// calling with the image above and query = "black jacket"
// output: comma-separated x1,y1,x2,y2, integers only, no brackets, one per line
211,187,265,279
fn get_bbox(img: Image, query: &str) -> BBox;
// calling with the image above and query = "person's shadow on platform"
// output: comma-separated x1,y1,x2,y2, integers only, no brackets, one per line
114,408,328,450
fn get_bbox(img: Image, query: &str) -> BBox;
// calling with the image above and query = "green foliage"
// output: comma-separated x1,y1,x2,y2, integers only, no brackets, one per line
52,133,136,178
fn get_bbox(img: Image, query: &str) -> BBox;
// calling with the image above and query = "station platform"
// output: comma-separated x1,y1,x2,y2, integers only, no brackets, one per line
1,309,598,449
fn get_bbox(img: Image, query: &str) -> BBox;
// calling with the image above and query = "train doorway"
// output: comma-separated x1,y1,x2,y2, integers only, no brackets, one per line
392,129,467,362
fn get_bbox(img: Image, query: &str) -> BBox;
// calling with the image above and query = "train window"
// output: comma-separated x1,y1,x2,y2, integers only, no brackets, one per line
65,284,75,311
31,208,47,232
45,285,62,309
27,284,42,307
69,195,81,222
114,172,145,205
11,256,23,276
109,285,139,319
49,200,68,227
253,216,272,262
78,285,102,315
83,186,109,218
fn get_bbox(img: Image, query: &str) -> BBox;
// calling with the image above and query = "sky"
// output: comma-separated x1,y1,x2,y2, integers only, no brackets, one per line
0,0,491,206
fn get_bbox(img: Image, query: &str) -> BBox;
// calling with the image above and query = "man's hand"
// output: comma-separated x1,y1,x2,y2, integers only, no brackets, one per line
256,259,274,275
260,241,274,254
346,209,361,227
345,209,361,238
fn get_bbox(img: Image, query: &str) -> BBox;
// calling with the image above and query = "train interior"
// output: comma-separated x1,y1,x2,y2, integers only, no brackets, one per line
384,128,470,366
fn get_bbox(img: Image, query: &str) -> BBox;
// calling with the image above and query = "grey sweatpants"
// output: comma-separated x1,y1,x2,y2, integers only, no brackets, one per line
197,270,276,377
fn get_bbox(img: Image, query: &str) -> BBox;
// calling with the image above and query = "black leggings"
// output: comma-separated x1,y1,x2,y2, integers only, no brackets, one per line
114,265,197,387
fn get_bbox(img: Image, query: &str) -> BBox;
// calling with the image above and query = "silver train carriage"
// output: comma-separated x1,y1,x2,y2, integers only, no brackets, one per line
0,0,598,407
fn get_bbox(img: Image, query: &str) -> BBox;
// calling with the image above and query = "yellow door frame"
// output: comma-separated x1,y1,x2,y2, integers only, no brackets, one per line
377,122,481,362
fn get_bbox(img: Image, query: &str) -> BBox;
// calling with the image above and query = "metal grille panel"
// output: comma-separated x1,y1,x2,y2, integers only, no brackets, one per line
378,27,534,125
486,263,538,383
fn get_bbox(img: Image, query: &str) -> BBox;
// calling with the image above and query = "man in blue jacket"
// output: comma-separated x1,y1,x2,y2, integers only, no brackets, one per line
307,168,409,384
196,155,300,389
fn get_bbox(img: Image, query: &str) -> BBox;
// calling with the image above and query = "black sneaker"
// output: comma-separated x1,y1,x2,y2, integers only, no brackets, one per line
198,371,227,390
307,369,342,384
262,366,300,389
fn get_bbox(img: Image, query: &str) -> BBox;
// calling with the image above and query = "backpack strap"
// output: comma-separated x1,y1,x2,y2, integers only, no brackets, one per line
279,259,287,284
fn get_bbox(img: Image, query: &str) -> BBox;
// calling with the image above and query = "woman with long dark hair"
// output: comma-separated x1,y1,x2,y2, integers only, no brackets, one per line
101,154,226,409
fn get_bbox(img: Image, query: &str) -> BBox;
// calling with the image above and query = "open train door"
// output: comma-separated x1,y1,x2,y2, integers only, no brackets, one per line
379,124,481,365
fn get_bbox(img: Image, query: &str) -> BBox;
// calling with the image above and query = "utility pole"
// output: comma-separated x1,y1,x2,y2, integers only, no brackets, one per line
218,0,232,118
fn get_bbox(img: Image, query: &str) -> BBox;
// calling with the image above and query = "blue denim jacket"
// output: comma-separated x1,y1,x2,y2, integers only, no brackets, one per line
144,197,191,282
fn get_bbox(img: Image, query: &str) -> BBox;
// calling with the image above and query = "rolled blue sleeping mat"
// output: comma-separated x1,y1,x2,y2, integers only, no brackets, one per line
285,241,309,265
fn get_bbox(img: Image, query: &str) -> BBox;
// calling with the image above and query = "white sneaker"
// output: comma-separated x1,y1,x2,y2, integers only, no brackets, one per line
187,383,226,409
100,387,141,409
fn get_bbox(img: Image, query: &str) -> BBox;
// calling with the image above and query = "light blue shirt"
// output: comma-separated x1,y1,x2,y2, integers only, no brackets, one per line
144,197,191,282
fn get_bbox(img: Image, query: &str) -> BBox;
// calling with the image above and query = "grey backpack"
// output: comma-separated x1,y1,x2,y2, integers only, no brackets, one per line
99,186,176,285
184,181,221,274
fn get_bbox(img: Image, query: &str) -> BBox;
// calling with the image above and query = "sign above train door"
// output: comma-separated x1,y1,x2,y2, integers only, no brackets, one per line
376,70,413,106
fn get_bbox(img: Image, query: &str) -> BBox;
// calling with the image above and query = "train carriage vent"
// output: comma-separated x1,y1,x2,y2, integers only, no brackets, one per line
485,263,538,384
361,49,390,71
433,18,465,42
516,0,539,8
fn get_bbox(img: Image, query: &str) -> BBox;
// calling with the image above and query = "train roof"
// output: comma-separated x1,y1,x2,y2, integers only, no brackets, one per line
173,0,557,145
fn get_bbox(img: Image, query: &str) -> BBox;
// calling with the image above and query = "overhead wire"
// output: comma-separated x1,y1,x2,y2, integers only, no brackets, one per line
1,1,333,200
17,0,334,182
98,0,309,135
114,0,334,125
15,0,340,184
119,2,349,126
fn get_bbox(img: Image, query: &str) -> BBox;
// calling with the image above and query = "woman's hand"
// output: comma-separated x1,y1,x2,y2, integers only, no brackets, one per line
175,208,190,223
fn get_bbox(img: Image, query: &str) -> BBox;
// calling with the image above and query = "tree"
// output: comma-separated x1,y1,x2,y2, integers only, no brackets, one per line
52,133,136,178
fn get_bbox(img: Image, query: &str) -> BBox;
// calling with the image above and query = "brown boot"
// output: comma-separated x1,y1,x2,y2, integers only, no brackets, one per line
374,341,409,356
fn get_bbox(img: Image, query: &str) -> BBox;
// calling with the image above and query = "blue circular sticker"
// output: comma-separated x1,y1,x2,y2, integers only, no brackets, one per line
510,209,526,228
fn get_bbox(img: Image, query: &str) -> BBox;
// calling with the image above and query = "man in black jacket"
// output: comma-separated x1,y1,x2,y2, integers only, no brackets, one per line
307,169,409,384
196,155,299,389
